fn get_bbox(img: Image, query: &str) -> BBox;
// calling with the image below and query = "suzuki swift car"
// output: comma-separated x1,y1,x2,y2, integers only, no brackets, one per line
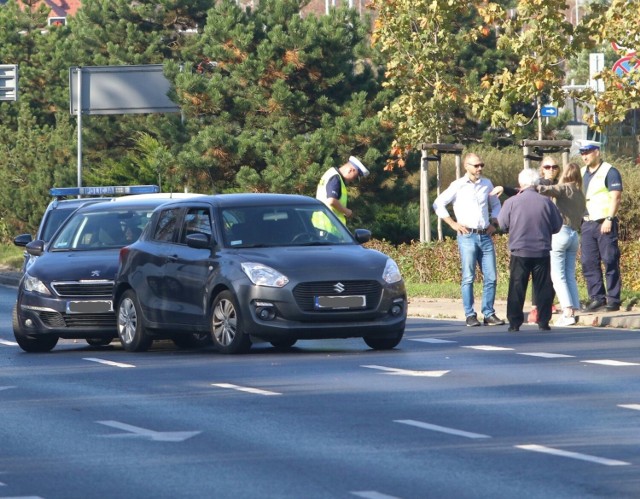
13,193,205,352
113,193,407,354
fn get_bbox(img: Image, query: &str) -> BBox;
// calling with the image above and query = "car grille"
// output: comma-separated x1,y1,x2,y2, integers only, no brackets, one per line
39,311,116,328
51,281,114,297
292,280,382,311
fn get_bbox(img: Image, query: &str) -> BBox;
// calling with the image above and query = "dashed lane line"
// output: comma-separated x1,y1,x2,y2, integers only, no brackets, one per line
618,404,640,411
0,339,18,346
581,360,640,367
83,358,136,368
462,345,515,351
517,352,575,358
351,491,401,499
516,444,630,466
395,419,491,439
361,365,449,377
408,338,457,344
211,383,282,396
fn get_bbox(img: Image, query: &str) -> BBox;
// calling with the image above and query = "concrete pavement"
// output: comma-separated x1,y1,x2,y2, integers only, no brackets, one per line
2,266,638,330
408,296,640,330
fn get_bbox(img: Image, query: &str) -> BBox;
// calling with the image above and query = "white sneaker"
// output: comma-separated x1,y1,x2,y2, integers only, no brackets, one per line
555,315,576,327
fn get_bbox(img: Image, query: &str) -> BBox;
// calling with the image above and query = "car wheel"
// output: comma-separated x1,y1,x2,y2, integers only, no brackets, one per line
270,338,297,349
86,338,112,347
363,331,404,350
13,305,58,353
117,290,152,352
172,332,212,349
210,290,251,354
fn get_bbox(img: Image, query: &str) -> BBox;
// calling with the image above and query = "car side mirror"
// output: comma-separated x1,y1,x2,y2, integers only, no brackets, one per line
26,239,45,256
186,233,212,249
13,233,33,247
353,229,371,244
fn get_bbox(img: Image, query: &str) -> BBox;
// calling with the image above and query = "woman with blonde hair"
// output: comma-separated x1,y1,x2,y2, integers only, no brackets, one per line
537,162,586,326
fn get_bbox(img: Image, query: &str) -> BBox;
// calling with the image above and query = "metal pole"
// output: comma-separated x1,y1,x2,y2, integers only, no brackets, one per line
76,67,82,192
436,156,442,241
420,148,427,242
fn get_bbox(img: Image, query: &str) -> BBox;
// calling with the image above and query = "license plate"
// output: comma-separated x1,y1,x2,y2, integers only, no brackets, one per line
67,300,113,314
314,295,366,310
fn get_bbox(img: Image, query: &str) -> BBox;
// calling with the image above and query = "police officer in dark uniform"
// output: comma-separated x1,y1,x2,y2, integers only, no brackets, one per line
578,140,623,312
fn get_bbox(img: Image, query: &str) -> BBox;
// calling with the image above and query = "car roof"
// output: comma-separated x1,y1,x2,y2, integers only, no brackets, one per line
108,192,206,203
155,193,321,209
73,194,204,213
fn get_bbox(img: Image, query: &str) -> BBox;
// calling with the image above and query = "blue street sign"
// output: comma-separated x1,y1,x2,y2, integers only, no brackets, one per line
541,105,558,117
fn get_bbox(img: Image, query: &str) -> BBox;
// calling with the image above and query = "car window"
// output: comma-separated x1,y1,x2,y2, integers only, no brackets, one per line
153,208,182,242
222,205,353,247
40,206,77,241
181,208,213,244
50,209,154,250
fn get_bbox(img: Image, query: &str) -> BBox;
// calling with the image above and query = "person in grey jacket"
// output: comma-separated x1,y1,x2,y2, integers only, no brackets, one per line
537,163,586,326
498,168,563,332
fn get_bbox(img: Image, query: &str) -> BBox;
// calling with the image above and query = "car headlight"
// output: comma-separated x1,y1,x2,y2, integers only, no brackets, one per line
241,262,289,288
383,258,402,284
23,273,52,295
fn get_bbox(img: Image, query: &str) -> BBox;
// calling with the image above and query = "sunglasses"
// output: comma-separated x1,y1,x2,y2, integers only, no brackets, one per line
466,163,485,168
542,165,559,170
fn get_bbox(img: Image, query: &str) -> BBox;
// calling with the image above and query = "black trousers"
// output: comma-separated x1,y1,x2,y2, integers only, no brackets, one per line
580,219,621,305
507,255,554,328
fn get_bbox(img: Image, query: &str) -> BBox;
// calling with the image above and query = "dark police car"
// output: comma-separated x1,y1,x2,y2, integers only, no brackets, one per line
113,193,407,354
13,185,160,271
13,192,204,352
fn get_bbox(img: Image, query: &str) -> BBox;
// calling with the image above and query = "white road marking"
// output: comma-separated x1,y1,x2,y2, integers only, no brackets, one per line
618,404,640,411
97,420,201,442
516,444,630,466
351,491,401,499
581,360,640,366
518,352,575,358
395,419,491,439
211,383,282,396
83,358,135,368
409,338,457,344
0,339,18,346
361,365,449,377
463,345,514,351
0,386,16,392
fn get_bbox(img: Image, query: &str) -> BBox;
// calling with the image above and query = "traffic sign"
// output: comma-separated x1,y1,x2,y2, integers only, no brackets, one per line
0,64,18,101
540,105,558,117
612,53,640,84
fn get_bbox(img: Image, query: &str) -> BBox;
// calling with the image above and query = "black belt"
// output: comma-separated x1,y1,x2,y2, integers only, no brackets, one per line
466,227,489,234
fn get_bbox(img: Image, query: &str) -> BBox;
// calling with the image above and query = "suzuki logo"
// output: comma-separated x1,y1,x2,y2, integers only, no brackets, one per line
333,282,345,293
91,270,101,277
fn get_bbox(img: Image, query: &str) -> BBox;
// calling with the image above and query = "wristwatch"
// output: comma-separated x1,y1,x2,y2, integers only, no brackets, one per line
605,216,613,221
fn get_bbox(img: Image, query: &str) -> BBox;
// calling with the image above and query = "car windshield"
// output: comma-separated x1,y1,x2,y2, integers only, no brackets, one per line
50,208,153,251
222,204,355,248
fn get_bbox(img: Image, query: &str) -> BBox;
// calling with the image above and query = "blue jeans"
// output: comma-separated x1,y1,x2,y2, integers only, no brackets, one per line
550,226,580,310
457,233,497,318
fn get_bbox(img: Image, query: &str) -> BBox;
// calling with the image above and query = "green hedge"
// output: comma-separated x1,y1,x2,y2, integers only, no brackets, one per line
367,236,640,293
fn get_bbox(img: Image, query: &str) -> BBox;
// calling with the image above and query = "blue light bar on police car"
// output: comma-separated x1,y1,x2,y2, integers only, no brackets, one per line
49,185,160,197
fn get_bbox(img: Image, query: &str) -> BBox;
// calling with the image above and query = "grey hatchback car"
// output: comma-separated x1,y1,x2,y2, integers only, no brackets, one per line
113,193,407,354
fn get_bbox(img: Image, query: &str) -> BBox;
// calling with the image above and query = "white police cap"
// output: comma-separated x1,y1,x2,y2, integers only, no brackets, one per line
576,139,601,153
348,156,370,177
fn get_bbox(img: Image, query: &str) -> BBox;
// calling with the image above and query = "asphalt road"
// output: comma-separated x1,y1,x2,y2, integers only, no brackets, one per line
2,284,640,499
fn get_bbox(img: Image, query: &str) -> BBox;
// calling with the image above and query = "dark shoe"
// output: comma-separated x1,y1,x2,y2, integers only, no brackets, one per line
582,299,606,312
466,314,481,327
508,325,520,332
538,323,551,331
605,303,620,312
483,314,505,326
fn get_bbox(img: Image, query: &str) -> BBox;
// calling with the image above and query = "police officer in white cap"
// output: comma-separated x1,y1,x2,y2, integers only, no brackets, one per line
578,139,624,312
315,155,369,225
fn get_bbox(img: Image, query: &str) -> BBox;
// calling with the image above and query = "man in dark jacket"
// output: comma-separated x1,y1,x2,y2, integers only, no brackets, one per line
498,168,563,332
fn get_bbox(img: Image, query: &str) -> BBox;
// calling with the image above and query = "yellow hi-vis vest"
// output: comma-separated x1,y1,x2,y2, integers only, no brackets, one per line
582,161,613,221
315,167,348,224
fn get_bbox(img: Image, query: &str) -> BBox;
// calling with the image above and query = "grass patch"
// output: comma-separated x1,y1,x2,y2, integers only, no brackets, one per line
0,244,24,269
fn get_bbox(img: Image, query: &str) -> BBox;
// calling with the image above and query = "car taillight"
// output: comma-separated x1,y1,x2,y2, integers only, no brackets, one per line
119,246,130,263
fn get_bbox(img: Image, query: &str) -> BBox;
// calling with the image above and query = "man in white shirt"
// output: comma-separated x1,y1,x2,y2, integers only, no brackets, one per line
432,153,504,327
